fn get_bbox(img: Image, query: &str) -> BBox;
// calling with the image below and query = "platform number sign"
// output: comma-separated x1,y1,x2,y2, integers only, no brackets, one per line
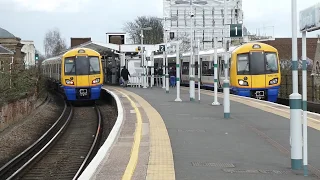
230,24,243,38
159,45,165,52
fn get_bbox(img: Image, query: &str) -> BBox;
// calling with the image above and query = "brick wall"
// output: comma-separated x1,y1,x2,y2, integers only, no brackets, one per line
261,38,319,60
0,94,36,131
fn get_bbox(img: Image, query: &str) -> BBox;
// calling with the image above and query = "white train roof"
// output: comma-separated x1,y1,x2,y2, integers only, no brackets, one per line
153,45,239,59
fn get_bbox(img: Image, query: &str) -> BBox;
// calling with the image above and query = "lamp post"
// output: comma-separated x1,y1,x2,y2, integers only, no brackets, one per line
211,0,230,117
175,0,207,101
140,27,152,88
290,0,302,171
222,0,230,119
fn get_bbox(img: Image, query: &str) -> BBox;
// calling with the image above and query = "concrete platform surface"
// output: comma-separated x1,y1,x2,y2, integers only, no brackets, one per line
80,86,175,180
123,86,320,180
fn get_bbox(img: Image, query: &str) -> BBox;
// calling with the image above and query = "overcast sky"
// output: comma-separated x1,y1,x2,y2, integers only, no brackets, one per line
0,0,319,54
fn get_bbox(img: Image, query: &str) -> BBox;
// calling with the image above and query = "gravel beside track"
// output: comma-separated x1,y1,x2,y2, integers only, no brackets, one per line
0,89,119,180
0,93,64,168
21,106,99,180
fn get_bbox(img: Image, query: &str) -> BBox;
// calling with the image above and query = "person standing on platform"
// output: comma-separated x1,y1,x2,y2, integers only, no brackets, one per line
120,66,130,87
169,66,176,87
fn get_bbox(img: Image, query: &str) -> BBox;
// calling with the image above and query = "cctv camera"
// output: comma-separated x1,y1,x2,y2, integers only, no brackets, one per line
190,12,194,17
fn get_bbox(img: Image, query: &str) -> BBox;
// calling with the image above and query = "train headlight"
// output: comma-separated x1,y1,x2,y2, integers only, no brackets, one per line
65,79,74,85
92,78,100,84
269,78,278,85
238,79,249,86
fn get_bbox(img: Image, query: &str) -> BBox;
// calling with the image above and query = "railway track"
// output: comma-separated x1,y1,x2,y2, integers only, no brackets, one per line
0,97,103,180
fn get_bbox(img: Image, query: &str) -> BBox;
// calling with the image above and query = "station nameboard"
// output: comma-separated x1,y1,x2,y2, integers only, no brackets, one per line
300,3,320,32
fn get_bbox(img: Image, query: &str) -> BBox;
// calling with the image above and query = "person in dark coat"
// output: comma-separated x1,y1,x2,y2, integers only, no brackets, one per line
120,66,130,87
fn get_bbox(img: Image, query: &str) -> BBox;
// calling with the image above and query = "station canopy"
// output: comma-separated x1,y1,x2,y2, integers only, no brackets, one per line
59,41,121,58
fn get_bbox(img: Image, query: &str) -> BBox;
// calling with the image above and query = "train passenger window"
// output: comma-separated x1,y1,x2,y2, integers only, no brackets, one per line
265,52,278,73
64,57,75,75
89,57,100,75
237,54,249,75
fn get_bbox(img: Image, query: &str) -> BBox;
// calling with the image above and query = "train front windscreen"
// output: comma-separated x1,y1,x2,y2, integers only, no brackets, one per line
64,56,101,75
237,52,278,75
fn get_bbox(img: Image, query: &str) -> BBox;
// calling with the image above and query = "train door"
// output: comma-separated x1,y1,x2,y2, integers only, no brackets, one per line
249,51,266,99
75,56,90,87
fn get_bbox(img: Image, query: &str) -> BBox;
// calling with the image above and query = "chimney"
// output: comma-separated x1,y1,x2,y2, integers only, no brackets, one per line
70,37,91,48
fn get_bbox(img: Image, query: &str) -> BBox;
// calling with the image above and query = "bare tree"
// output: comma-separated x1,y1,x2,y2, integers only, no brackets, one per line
43,28,67,58
123,16,164,44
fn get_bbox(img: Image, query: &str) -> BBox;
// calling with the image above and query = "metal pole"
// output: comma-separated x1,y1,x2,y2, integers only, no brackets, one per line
197,39,201,102
146,57,149,87
151,51,154,88
223,0,230,119
212,37,220,105
290,0,302,170
223,49,230,118
175,42,182,102
189,0,195,101
162,31,166,89
141,30,147,89
165,30,169,93
302,31,308,176
140,30,144,87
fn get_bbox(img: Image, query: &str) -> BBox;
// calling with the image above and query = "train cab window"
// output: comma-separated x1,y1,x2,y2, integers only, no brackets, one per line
89,57,101,75
237,53,250,75
75,56,89,75
64,57,75,75
265,52,278,73
249,51,265,75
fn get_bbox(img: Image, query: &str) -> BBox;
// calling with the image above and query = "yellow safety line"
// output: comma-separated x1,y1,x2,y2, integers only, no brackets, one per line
116,89,143,180
117,87,176,180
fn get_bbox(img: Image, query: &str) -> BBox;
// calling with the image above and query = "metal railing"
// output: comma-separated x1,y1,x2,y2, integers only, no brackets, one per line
127,75,164,88
279,71,320,102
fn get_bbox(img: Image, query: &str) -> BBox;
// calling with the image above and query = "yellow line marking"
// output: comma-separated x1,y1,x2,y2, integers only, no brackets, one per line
116,89,143,180
116,87,176,180
181,87,320,131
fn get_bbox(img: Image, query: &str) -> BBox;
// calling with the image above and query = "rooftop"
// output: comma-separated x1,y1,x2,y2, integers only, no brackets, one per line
0,44,14,54
0,27,15,38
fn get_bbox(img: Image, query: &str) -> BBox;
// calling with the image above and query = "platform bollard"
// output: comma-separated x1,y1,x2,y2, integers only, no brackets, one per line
223,79,230,118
